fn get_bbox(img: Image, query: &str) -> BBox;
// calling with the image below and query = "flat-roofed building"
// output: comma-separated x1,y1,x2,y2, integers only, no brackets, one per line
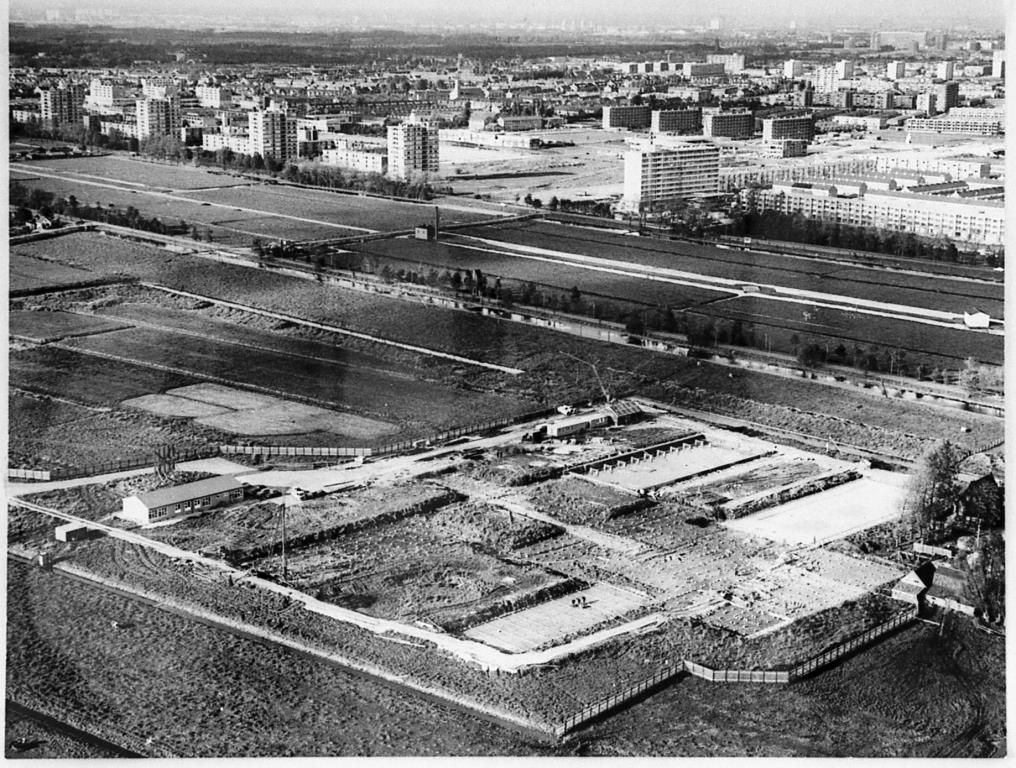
622,138,720,211
387,116,439,180
196,86,233,109
905,116,1002,136
744,183,1004,246
702,110,754,139
39,81,86,129
762,113,814,142
602,104,652,130
322,145,388,174
683,62,726,79
651,108,702,135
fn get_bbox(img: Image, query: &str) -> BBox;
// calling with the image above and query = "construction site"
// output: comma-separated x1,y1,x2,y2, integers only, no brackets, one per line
10,396,952,745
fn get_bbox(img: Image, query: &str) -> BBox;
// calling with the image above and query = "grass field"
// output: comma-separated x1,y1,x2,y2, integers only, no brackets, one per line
7,561,549,757
9,310,130,342
7,390,225,471
10,253,102,294
14,159,503,245
696,296,1002,367
456,221,1005,318
349,236,736,311
19,155,251,190
9,345,197,407
62,325,528,439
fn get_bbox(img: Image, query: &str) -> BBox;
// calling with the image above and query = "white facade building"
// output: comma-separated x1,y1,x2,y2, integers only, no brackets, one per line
387,118,439,180
248,108,298,161
621,139,720,211
136,97,181,139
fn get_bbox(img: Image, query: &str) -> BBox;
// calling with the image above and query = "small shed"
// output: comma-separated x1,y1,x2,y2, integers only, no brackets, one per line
606,399,645,425
963,310,991,328
891,560,934,604
55,522,94,542
544,411,612,438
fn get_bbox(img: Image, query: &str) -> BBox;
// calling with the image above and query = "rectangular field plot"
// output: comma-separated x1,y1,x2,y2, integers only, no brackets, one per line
696,296,1003,367
182,184,499,233
458,220,1003,317
9,346,197,407
62,326,528,439
350,236,735,311
669,457,830,506
142,483,456,559
9,310,130,343
20,156,252,190
464,583,646,652
10,253,101,293
591,439,771,493
722,470,908,546
730,549,903,622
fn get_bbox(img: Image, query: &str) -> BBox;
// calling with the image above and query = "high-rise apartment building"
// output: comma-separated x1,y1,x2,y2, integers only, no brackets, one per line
936,61,955,80
783,59,804,79
651,108,702,135
249,108,298,161
621,139,720,211
761,114,814,142
602,105,652,130
196,86,233,109
135,97,181,139
387,118,439,180
835,60,855,79
992,49,1006,78
701,110,754,139
886,61,906,80
934,80,960,111
39,81,86,129
706,53,746,74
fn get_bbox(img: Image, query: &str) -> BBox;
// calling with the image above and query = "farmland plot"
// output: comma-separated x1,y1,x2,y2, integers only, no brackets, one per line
19,155,252,190
457,221,1004,317
10,253,103,294
695,296,1003,366
350,236,735,311
181,183,498,233
63,326,529,440
9,310,130,342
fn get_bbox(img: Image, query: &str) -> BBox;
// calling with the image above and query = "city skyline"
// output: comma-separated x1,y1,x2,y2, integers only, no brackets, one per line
10,0,1008,30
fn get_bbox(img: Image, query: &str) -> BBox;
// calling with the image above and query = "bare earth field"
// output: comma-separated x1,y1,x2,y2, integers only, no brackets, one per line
723,471,908,545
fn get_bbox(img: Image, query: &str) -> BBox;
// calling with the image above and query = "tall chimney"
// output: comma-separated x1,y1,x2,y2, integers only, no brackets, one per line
434,206,440,241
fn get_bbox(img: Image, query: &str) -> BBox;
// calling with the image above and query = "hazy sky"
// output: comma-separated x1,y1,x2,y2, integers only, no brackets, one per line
12,0,1009,28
